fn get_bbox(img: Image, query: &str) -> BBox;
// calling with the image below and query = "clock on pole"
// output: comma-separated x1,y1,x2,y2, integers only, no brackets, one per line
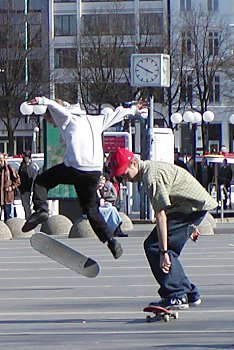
131,54,170,87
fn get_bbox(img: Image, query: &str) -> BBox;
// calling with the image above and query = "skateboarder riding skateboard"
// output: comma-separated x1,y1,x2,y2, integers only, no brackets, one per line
22,97,144,259
110,148,218,308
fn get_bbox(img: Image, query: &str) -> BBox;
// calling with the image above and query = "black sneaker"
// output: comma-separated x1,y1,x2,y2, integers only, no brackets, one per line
149,296,189,310
107,238,123,259
22,211,49,232
114,226,128,237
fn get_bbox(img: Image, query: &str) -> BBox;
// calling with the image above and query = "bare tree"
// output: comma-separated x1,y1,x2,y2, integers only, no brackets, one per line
69,3,133,112
0,2,49,154
170,4,233,152
53,2,165,113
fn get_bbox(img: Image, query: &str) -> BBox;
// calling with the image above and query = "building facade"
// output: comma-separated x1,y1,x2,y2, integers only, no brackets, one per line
49,0,234,156
0,0,49,155
1,0,234,157
170,0,234,155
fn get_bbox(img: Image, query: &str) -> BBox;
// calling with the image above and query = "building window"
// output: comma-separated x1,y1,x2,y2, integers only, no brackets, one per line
181,75,193,103
28,0,42,10
0,1,23,10
207,123,221,152
28,60,43,82
54,0,75,2
208,0,218,11
16,136,32,155
54,15,76,36
180,0,191,11
229,124,234,152
182,31,192,54
82,0,130,1
28,25,41,47
54,48,77,68
209,75,220,103
139,13,163,35
82,14,135,36
181,124,194,155
55,83,78,104
208,32,219,56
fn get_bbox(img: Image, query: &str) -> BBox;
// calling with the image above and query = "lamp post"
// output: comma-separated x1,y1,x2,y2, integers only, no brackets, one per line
33,126,39,153
170,110,215,158
20,102,47,153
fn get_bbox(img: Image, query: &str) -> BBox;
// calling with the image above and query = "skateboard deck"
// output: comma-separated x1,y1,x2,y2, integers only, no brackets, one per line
30,232,99,278
143,305,179,322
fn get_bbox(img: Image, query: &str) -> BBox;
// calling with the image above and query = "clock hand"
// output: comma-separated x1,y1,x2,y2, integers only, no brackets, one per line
137,64,154,74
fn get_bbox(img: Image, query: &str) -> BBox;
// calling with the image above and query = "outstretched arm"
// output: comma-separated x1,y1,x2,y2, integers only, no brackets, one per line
155,209,171,274
27,97,72,128
102,99,149,130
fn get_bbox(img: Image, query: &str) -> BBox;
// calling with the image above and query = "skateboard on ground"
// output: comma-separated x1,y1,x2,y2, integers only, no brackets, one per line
143,305,179,322
30,232,100,278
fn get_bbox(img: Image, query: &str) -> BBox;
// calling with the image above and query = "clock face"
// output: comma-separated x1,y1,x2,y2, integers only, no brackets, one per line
134,57,159,83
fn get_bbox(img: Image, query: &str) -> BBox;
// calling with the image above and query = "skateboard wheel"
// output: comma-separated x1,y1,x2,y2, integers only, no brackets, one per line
164,314,170,322
146,315,151,323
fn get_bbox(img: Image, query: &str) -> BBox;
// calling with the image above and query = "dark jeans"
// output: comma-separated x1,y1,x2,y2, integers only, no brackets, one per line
32,163,113,243
144,210,207,299
218,184,230,209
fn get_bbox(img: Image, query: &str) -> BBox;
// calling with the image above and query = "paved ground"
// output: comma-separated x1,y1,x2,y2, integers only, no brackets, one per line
0,226,233,349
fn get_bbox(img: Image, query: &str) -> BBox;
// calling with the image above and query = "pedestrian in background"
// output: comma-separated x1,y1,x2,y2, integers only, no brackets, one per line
97,176,127,237
217,158,233,209
196,157,214,191
186,157,196,177
174,151,187,169
18,150,37,219
0,153,21,221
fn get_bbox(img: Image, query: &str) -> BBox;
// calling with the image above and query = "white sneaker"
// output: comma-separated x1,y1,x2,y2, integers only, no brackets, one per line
189,298,202,307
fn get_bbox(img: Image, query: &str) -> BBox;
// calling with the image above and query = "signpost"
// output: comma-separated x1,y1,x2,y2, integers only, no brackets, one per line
103,132,131,153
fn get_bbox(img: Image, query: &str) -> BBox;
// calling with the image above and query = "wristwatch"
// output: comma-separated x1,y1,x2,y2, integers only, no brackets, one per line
159,249,168,255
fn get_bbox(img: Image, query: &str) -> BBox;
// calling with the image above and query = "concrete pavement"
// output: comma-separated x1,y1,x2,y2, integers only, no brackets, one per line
0,225,233,349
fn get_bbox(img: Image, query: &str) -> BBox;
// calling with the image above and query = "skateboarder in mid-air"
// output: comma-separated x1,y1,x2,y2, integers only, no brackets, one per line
109,148,218,307
22,97,144,259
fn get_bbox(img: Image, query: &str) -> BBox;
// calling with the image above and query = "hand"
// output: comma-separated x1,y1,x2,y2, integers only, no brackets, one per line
137,98,148,111
160,253,171,274
99,198,105,207
190,226,200,242
28,97,40,105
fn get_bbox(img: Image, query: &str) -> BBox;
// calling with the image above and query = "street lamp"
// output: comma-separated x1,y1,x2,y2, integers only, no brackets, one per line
20,102,47,153
170,111,215,158
229,114,234,124
33,126,39,153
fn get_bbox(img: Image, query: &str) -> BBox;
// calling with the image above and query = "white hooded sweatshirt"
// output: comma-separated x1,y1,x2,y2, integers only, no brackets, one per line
37,97,136,172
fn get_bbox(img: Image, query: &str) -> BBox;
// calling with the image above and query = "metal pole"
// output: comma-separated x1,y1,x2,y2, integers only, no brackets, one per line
147,92,154,220
167,0,172,128
147,92,154,160
192,123,197,162
220,185,224,222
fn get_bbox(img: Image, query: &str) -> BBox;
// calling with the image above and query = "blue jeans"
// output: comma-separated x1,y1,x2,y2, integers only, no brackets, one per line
144,211,207,299
0,204,15,221
99,205,122,234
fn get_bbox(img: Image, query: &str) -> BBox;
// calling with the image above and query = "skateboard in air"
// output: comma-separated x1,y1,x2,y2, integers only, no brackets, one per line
143,305,179,322
30,232,100,278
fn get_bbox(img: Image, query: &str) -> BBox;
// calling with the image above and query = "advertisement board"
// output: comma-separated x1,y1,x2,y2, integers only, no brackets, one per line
45,125,131,199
